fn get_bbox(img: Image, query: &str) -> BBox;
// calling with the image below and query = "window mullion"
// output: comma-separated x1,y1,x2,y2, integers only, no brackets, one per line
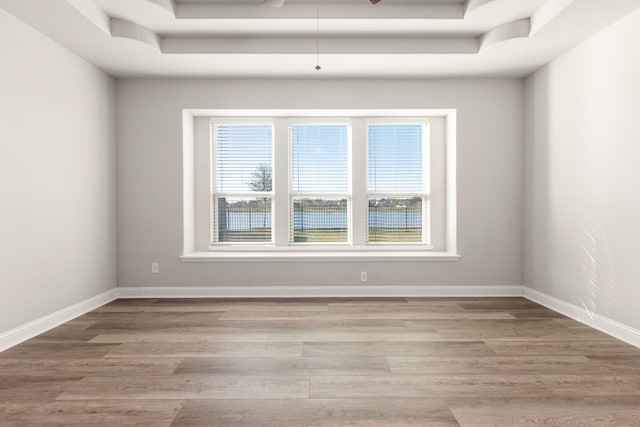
209,118,218,245
351,118,367,246
273,117,290,247
429,116,445,250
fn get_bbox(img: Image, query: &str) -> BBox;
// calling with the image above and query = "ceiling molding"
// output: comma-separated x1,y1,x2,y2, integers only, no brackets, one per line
480,18,530,50
531,0,575,35
66,0,110,34
175,3,465,20
57,0,638,57
4,0,640,77
67,1,539,56
464,0,495,14
110,18,161,51
142,0,177,16
73,1,541,56
161,36,479,55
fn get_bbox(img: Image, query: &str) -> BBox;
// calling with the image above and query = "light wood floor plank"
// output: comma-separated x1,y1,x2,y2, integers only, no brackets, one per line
385,355,640,375
57,375,310,400
404,318,619,341
0,343,118,359
174,356,390,376
0,358,182,380
449,399,640,426
265,328,442,342
302,340,496,357
105,342,303,358
171,398,459,427
89,331,270,343
309,374,640,399
0,379,81,402
0,400,184,427
485,339,639,356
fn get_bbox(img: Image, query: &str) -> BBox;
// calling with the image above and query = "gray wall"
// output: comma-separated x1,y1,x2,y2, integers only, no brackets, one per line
0,11,117,333
524,8,640,329
116,79,523,288
3,0,640,339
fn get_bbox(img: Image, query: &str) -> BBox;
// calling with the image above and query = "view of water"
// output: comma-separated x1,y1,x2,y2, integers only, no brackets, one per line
222,210,421,231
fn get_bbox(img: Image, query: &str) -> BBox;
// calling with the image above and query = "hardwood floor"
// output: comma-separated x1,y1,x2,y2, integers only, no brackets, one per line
1,297,639,426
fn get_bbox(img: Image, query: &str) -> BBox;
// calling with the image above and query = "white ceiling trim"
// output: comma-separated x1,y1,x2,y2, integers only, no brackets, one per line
530,0,574,35
110,18,161,51
161,36,479,55
140,0,509,20
464,0,494,14
174,3,465,19
66,0,110,34
146,0,176,15
480,18,530,50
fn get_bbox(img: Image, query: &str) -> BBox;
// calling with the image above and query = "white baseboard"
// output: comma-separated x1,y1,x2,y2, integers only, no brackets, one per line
116,285,524,299
523,287,640,348
5,285,638,353
0,289,117,352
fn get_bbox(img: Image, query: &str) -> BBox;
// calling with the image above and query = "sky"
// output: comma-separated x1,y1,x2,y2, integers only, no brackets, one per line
215,122,425,194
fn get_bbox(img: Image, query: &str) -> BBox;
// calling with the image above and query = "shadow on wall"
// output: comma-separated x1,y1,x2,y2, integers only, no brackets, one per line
577,211,617,319
548,201,617,320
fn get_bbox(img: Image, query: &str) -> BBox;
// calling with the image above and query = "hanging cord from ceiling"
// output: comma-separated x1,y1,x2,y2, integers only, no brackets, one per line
315,4,321,71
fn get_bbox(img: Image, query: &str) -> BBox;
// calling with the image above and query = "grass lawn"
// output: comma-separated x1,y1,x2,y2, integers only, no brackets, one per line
219,228,422,243
368,227,422,243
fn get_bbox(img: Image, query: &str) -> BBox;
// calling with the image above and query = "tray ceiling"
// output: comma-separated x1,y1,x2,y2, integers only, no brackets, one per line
1,0,639,77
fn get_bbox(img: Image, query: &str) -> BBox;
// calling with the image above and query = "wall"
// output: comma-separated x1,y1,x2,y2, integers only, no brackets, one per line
524,8,640,330
0,11,116,333
117,78,523,288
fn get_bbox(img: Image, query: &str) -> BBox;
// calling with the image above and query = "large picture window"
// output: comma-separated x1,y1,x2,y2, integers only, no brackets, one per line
190,110,454,258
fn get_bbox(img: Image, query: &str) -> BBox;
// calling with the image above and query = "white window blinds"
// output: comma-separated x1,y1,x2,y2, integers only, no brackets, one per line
290,124,350,243
291,124,349,193
216,124,273,193
367,123,428,243
213,123,273,243
368,123,425,193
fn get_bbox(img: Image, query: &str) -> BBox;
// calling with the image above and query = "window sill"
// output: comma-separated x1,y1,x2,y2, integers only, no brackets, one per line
180,251,460,263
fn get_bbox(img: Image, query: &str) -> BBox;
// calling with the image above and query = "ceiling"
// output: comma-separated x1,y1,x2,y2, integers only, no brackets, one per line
2,0,640,78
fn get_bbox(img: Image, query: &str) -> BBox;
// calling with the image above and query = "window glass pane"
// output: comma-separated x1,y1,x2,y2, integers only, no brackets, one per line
291,124,349,193
368,124,423,192
216,197,271,243
216,124,273,193
368,197,422,243
292,197,348,243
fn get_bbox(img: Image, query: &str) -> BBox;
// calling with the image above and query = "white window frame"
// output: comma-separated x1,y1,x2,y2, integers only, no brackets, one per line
182,109,458,262
288,119,353,245
365,118,431,246
210,118,275,245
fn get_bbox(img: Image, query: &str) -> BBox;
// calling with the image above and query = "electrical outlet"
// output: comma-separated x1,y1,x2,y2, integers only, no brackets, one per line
360,271,367,282
151,262,159,274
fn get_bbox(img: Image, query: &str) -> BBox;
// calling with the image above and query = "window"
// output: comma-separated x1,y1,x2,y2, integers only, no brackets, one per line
184,109,456,259
212,122,274,244
367,122,429,244
291,123,350,243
